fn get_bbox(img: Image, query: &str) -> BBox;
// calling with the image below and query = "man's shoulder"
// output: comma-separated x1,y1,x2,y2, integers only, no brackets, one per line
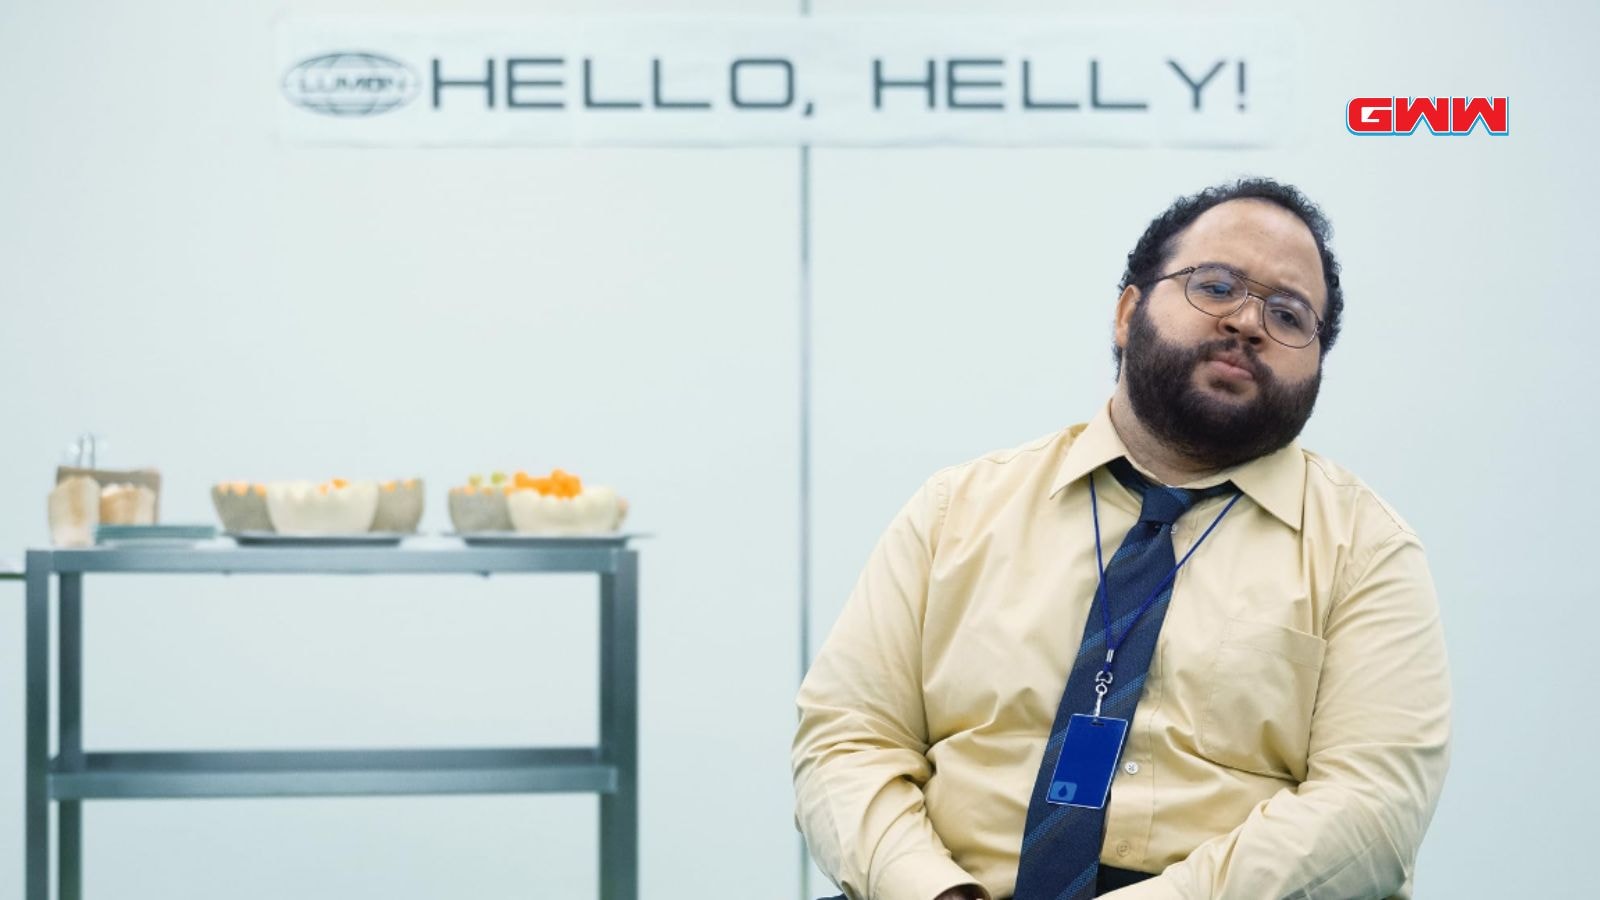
928,425,1082,495
1299,446,1419,544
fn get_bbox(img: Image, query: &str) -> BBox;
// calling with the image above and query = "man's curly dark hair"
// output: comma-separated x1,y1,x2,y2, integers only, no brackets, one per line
1113,177,1344,374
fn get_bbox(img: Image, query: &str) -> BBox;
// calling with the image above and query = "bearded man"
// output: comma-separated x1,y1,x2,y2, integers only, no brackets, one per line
793,178,1451,900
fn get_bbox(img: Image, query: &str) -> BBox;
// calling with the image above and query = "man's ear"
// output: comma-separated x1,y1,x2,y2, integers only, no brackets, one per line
1113,284,1142,353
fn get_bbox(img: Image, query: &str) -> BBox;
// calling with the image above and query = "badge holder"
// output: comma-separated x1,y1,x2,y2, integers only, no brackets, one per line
1046,668,1128,810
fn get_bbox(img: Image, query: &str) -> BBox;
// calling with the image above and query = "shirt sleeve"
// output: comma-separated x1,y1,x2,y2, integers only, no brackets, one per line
1104,530,1453,900
792,474,991,900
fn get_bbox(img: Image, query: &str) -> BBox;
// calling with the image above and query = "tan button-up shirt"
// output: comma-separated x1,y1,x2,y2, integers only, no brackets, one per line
793,402,1451,900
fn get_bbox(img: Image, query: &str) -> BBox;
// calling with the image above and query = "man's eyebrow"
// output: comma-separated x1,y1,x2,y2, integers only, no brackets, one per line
1195,260,1314,305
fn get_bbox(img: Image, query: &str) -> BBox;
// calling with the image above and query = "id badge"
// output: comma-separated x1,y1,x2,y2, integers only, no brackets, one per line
1045,714,1129,809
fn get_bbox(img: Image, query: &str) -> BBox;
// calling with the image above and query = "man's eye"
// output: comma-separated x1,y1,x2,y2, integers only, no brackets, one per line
1267,298,1315,329
1195,281,1234,297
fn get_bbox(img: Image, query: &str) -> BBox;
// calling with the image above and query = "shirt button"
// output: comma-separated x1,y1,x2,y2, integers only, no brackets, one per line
1115,841,1131,857
1124,761,1140,775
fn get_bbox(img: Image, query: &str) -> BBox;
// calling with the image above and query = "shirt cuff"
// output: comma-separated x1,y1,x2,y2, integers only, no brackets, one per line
1098,872,1185,900
871,850,991,900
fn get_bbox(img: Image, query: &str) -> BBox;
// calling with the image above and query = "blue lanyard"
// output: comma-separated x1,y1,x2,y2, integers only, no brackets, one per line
1087,468,1243,716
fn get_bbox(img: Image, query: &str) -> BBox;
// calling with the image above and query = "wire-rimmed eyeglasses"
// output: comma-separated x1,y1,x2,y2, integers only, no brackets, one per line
1153,264,1324,349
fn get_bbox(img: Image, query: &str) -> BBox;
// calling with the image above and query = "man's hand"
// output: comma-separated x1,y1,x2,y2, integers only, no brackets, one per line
933,886,983,900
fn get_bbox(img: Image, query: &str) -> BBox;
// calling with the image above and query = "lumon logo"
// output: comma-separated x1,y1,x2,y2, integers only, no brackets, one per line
283,52,419,117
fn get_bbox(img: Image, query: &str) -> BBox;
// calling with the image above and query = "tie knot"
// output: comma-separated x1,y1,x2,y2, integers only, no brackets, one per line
1106,457,1235,526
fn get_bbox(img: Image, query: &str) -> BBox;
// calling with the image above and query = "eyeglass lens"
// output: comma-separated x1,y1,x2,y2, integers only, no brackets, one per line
1185,266,1317,347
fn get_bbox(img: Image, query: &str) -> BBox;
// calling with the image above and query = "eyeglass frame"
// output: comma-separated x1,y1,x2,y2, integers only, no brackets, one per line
1151,264,1327,349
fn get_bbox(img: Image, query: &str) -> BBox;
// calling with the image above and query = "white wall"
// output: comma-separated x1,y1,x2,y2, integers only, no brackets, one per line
2,0,1594,898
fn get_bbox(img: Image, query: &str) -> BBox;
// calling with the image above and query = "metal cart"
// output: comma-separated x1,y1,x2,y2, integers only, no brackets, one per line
20,540,639,899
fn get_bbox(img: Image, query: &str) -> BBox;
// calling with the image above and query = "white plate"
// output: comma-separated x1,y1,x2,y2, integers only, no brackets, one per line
227,532,410,547
98,538,210,548
444,531,645,547
97,524,218,546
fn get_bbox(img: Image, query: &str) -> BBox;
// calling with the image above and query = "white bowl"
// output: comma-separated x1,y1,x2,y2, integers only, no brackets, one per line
506,485,626,535
265,481,380,535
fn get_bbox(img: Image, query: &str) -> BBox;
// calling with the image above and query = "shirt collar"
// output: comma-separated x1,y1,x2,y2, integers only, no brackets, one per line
1049,400,1307,531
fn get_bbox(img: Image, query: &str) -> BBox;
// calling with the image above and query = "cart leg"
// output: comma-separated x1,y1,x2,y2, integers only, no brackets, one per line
60,804,81,899
598,551,639,900
25,554,51,900
60,572,84,899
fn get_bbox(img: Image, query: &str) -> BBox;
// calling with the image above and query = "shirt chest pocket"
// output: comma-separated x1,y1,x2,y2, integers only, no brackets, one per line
1197,617,1327,782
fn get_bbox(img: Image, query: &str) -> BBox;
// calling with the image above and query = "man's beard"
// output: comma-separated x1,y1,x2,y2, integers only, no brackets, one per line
1122,301,1321,471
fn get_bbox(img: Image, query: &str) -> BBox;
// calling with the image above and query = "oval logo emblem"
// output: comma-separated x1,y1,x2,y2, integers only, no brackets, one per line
282,52,419,117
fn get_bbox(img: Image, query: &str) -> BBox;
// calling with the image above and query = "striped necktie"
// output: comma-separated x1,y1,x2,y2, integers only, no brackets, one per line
1012,457,1237,900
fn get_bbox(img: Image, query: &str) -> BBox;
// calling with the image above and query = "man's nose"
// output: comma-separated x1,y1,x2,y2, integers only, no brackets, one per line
1221,293,1270,345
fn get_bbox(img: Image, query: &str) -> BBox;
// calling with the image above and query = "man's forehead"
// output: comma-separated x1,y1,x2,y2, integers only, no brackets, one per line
1170,199,1326,307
